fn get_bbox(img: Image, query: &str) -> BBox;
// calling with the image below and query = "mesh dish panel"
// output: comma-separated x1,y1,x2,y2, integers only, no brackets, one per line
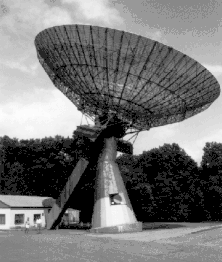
35,24,220,131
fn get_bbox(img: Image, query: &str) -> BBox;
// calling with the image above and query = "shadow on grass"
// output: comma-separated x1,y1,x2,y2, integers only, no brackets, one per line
142,223,186,231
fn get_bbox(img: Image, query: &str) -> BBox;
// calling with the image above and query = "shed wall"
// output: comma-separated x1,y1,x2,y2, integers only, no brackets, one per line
0,208,11,230
10,208,47,228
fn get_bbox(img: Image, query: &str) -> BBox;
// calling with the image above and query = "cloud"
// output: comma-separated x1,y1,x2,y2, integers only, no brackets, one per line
132,123,179,156
181,145,203,164
151,124,179,139
181,129,222,164
148,31,162,41
0,0,74,78
1,60,39,76
61,0,124,25
42,6,73,28
0,88,84,139
196,129,222,148
0,0,124,79
0,72,8,86
146,30,167,44
1,0,73,35
203,64,222,77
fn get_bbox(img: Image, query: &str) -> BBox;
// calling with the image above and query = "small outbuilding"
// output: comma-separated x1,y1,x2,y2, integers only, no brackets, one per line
0,195,50,230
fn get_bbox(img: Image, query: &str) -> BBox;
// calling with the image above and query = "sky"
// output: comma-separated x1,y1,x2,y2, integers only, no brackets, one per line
1,0,222,165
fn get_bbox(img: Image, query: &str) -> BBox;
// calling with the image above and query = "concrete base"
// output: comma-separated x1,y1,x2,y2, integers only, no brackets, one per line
90,222,142,234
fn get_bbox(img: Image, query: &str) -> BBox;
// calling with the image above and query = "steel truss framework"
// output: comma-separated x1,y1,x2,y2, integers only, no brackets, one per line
35,25,220,131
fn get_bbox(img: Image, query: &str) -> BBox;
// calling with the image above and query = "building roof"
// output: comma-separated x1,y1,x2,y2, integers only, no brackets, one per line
0,195,50,208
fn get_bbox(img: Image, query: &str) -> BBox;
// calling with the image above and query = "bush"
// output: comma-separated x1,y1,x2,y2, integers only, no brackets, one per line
42,198,56,207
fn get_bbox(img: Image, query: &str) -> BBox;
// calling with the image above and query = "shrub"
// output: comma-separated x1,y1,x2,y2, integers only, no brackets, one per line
42,198,56,207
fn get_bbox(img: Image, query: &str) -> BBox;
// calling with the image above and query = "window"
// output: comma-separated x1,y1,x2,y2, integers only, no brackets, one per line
34,214,41,222
109,193,122,205
0,214,5,224
15,214,24,225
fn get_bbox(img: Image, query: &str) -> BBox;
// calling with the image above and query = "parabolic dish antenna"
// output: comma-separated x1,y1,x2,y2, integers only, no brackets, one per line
35,25,220,233
35,24,220,131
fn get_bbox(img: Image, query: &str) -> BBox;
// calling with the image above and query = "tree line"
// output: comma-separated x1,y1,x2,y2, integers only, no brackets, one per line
0,134,222,222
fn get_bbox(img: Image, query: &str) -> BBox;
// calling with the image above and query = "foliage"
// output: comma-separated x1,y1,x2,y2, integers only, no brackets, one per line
42,198,56,207
117,143,200,221
1,133,222,222
0,135,78,197
200,142,222,221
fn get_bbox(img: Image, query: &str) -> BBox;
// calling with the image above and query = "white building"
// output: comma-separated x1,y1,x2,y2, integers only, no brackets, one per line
0,195,50,230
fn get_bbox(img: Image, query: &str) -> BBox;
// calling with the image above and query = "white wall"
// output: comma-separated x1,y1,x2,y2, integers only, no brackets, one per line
0,208,11,230
10,208,47,228
0,207,80,229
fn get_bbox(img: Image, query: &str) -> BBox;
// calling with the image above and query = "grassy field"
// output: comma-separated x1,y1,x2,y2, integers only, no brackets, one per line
0,222,221,262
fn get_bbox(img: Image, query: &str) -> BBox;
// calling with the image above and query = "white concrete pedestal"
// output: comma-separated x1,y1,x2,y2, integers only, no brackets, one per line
90,137,142,233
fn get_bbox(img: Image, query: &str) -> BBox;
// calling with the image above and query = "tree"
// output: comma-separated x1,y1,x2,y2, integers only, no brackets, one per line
133,143,199,221
1,134,213,222
116,154,140,188
0,135,78,196
200,142,222,220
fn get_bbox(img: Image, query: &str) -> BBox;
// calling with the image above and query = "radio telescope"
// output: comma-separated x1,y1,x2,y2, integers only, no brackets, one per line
35,25,220,233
